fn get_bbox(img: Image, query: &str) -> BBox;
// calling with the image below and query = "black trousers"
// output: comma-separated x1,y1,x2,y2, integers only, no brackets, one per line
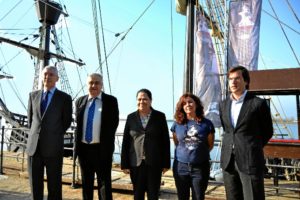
78,143,113,200
27,145,63,200
130,160,162,200
223,154,265,200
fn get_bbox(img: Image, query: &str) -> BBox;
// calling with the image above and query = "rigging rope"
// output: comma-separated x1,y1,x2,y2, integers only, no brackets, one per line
69,0,158,101
262,10,300,36
285,0,300,24
96,0,111,94
170,0,175,116
0,0,23,22
258,53,294,138
94,0,156,74
267,0,300,66
62,15,85,99
0,46,28,112
91,0,103,76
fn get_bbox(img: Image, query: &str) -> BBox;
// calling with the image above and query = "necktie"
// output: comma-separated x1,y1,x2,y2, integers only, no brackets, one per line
85,98,96,143
41,91,49,115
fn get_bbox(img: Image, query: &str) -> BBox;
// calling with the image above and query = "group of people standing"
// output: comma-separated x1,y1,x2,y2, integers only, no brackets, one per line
26,65,273,200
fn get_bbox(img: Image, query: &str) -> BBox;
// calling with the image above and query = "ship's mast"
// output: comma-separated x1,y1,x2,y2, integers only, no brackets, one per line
183,0,195,93
33,0,62,90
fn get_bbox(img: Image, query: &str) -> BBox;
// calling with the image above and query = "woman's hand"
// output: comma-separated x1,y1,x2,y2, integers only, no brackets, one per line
172,132,179,146
162,168,169,174
122,169,130,174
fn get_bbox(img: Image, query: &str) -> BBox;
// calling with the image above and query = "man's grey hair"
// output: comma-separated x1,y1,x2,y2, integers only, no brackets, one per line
88,73,103,82
43,65,58,76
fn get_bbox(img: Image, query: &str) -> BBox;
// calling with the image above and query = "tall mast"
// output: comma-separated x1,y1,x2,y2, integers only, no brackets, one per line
183,0,195,93
34,0,62,89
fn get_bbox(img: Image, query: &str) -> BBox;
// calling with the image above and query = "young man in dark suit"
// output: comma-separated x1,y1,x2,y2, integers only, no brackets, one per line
219,66,273,200
74,73,119,200
26,65,73,200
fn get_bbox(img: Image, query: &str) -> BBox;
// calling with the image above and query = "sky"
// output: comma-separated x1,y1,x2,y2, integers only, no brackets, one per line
0,0,299,120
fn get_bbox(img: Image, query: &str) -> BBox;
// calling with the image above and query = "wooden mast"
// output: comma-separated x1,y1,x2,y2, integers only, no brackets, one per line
35,0,62,89
183,0,195,93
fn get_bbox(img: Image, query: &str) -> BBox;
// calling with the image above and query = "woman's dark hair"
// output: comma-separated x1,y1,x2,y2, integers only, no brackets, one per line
228,66,250,89
174,93,204,124
136,88,152,100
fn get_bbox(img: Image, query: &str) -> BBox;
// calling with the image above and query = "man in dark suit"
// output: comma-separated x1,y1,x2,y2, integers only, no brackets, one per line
75,73,119,200
219,66,273,200
26,65,73,200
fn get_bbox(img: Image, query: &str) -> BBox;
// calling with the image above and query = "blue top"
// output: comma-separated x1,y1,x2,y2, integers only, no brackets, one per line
171,118,215,164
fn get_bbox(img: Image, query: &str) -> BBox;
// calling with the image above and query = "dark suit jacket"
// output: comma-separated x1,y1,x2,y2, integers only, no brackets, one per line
75,92,119,163
121,109,170,169
219,93,273,175
26,89,72,157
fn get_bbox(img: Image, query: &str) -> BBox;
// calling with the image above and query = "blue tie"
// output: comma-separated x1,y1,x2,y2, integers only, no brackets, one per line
41,91,49,115
85,98,96,143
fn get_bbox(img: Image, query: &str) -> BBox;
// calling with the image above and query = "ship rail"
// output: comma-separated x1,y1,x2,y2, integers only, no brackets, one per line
1,126,300,193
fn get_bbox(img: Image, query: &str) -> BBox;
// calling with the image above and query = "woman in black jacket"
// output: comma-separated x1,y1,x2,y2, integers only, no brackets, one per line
121,88,170,200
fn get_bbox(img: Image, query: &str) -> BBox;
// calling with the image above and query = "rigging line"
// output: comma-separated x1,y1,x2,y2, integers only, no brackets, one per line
95,0,156,73
66,13,117,35
267,0,300,67
97,0,111,94
91,0,103,76
286,0,300,24
62,0,117,37
170,0,175,116
0,47,24,71
269,97,293,138
259,52,268,69
10,2,35,29
0,28,38,31
0,84,6,107
258,55,294,138
0,32,39,70
0,48,27,111
0,0,24,22
262,10,300,36
7,79,27,111
62,16,85,98
269,0,300,66
272,95,294,137
129,0,156,32
0,37,37,110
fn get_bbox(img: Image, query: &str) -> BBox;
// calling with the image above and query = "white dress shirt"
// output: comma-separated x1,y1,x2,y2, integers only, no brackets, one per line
230,90,247,128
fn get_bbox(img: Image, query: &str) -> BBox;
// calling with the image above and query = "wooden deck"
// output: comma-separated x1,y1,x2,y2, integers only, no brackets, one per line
0,151,299,199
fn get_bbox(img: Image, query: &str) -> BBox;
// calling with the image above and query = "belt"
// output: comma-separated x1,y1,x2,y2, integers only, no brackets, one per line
80,142,100,149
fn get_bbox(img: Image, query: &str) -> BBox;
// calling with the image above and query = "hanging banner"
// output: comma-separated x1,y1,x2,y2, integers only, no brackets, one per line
194,11,222,128
228,0,262,70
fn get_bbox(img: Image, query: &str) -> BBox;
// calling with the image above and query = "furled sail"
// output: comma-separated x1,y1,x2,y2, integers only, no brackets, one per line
194,11,222,128
228,0,262,70
175,0,187,15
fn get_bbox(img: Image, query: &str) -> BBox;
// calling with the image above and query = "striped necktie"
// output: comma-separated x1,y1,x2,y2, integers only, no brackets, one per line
85,98,96,143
